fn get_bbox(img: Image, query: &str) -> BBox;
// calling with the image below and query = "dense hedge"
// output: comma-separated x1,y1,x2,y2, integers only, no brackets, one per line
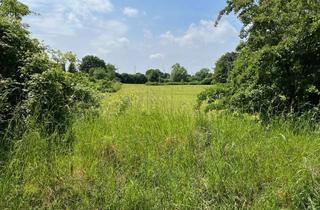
199,0,320,120
0,1,119,142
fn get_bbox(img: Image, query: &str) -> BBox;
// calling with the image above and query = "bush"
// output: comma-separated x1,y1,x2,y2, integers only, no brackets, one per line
24,69,98,134
0,78,24,136
200,0,320,120
197,83,231,112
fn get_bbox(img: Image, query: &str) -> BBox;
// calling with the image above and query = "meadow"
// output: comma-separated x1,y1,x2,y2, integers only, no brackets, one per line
0,84,319,209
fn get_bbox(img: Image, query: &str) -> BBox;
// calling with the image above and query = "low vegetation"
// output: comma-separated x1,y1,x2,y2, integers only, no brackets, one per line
1,85,320,209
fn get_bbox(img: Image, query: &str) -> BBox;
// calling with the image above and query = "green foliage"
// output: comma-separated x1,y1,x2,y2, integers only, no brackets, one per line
202,0,320,119
119,73,147,84
0,0,118,141
145,69,161,82
105,64,117,80
194,68,211,81
89,64,116,81
197,83,231,112
0,0,30,19
89,67,109,80
212,52,237,84
50,50,77,71
24,69,97,134
0,78,23,135
79,55,106,73
0,7,43,79
170,63,188,82
68,62,77,73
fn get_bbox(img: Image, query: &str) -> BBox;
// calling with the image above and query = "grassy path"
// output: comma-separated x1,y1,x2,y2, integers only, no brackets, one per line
1,85,320,209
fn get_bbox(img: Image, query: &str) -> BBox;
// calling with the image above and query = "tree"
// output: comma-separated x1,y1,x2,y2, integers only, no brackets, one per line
50,50,77,71
79,55,106,73
195,68,211,82
105,64,117,80
0,0,46,80
170,63,188,82
133,73,147,84
207,0,320,117
89,67,108,80
146,69,161,82
0,0,30,20
212,52,237,84
68,62,77,73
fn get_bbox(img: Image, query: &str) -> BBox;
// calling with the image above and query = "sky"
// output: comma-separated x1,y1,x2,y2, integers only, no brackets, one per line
20,0,241,74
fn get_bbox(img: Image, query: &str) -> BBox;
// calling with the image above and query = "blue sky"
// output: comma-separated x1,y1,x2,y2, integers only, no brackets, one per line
20,0,241,74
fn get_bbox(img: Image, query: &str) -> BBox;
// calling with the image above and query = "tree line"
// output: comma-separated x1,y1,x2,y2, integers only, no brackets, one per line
71,55,214,85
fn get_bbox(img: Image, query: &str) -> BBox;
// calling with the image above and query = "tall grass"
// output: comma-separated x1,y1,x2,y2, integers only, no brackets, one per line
0,84,319,209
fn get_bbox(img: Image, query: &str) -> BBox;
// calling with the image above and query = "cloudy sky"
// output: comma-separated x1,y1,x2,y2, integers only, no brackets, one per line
20,0,241,74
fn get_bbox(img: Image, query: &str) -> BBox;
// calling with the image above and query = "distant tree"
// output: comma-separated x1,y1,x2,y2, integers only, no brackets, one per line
170,63,188,82
79,55,106,73
195,68,211,81
134,73,147,84
160,72,170,80
68,62,77,73
146,69,161,82
118,73,147,84
120,73,130,83
212,52,237,83
105,63,117,80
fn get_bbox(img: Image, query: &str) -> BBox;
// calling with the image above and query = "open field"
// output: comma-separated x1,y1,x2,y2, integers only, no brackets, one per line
1,85,320,209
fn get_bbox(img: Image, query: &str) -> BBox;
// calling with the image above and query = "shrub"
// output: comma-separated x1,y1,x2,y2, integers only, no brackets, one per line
89,67,109,80
200,0,320,119
0,78,24,136
197,83,231,112
24,69,98,134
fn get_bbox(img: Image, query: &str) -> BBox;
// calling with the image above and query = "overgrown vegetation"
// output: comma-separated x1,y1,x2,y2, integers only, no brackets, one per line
1,85,320,209
199,0,320,120
1,0,320,209
0,0,119,152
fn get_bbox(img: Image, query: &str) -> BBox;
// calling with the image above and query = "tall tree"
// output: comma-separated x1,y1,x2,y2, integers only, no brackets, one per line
212,52,237,84
105,63,117,80
79,55,106,73
195,68,212,82
215,0,320,115
68,62,77,73
170,63,188,82
146,69,161,82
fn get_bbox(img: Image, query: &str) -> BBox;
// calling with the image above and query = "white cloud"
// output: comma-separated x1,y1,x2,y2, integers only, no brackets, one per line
160,19,238,47
149,53,165,59
143,29,153,39
90,20,129,55
96,20,128,34
123,7,139,17
93,36,130,55
21,0,114,37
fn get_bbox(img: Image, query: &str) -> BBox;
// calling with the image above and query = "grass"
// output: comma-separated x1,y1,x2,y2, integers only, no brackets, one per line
1,84,320,209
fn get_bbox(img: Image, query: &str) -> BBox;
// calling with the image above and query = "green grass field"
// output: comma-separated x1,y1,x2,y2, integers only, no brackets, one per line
1,85,320,209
